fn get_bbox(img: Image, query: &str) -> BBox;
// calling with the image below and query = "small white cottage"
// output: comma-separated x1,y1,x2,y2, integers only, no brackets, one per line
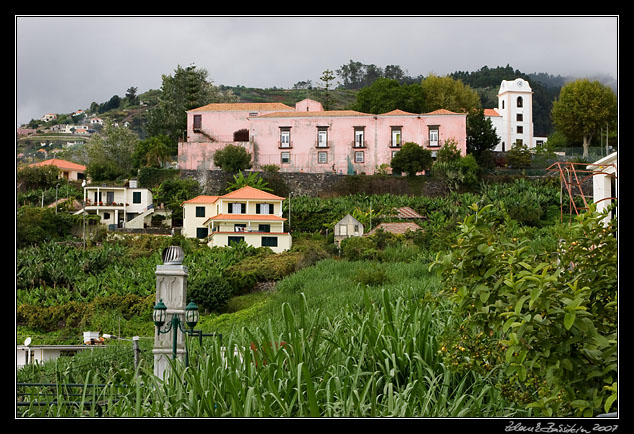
334,214,364,247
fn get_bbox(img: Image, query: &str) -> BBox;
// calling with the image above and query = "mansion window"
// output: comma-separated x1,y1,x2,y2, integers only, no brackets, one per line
354,127,365,148
281,152,291,164
234,129,249,142
391,127,402,147
193,114,202,131
318,151,328,164
279,128,291,148
428,126,440,147
354,151,365,163
195,206,205,218
317,127,329,148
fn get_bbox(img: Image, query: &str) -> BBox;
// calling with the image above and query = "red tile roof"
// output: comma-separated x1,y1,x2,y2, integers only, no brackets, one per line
393,206,424,219
182,195,220,205
220,186,285,201
29,158,86,171
484,108,501,117
255,110,370,118
188,102,294,112
423,109,464,115
381,109,419,116
366,222,421,235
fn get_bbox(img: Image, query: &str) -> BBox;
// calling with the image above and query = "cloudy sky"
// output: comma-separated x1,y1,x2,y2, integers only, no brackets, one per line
15,15,618,127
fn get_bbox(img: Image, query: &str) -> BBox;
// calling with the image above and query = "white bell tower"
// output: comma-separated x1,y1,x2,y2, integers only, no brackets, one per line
495,78,535,152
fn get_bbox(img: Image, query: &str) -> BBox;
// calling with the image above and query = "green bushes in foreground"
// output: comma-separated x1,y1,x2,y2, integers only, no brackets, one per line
430,203,618,417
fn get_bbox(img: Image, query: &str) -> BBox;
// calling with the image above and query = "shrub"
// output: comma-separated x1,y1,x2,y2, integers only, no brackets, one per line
340,236,379,261
188,268,233,312
432,154,480,191
390,142,433,176
352,266,389,286
506,142,532,168
213,144,253,172
430,203,618,417
17,206,75,248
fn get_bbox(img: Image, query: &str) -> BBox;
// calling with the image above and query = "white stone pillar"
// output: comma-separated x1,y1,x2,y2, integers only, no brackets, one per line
153,247,188,380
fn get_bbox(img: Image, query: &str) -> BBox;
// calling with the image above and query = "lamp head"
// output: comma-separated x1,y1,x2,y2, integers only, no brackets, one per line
153,299,167,328
185,300,199,329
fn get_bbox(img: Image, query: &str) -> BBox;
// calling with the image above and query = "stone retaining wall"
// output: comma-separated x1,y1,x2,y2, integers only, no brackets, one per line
179,169,449,197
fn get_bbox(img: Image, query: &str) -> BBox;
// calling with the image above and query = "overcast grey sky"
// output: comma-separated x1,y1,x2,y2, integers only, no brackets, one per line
15,15,618,127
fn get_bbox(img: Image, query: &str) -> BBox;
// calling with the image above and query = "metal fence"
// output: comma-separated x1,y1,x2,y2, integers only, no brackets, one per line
16,337,150,417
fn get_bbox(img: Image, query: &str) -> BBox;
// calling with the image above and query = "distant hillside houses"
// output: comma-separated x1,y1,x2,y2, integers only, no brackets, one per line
40,113,57,122
49,124,95,135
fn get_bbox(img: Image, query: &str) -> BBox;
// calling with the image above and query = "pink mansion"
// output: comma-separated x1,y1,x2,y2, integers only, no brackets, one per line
178,99,467,175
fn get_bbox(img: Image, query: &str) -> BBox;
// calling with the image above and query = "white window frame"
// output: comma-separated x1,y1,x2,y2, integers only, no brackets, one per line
318,151,328,164
281,151,291,164
391,127,402,147
429,128,439,147
354,128,365,148
317,128,328,148
280,128,291,148
354,151,364,163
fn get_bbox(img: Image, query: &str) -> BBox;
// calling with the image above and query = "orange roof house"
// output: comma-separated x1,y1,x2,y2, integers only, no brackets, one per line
28,158,87,181
181,185,291,253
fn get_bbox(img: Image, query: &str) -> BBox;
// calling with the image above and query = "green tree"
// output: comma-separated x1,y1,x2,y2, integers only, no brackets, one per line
506,141,532,169
390,142,433,177
145,64,238,145
420,74,481,113
320,69,336,110
154,177,201,224
17,165,61,191
133,135,173,169
125,86,138,106
551,79,617,158
213,144,253,172
350,78,424,114
17,206,75,248
85,119,138,180
225,172,272,193
467,108,500,169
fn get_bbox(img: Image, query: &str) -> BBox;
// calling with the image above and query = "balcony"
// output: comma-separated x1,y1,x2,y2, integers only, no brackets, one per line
84,200,127,209
351,141,367,149
315,140,330,149
278,141,293,149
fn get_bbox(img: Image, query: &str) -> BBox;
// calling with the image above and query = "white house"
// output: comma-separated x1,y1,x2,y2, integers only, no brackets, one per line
76,182,155,229
17,344,106,369
485,78,548,152
182,186,292,253
586,151,618,223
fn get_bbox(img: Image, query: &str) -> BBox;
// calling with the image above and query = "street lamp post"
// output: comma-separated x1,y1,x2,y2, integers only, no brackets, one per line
153,299,199,363
152,245,194,379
